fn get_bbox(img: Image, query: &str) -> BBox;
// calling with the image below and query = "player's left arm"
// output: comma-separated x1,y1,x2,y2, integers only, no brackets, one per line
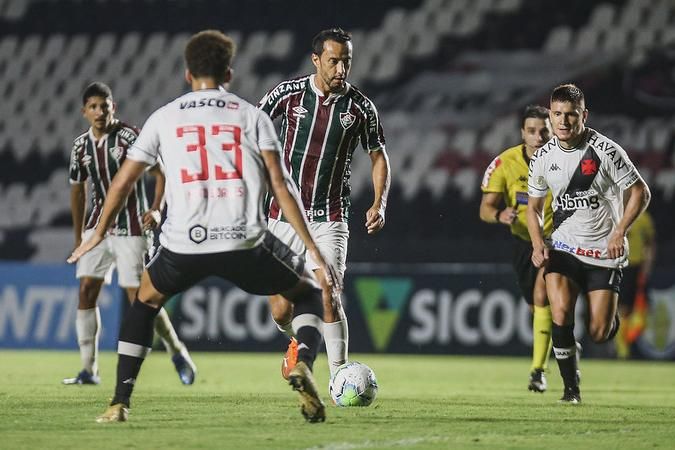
608,177,651,259
142,164,165,230
365,148,390,234
68,159,150,263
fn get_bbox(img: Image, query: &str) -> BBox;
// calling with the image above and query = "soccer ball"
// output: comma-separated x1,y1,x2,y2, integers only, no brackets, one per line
329,361,378,407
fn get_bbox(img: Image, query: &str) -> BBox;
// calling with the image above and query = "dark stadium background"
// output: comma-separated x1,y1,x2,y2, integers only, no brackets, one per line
1,0,673,359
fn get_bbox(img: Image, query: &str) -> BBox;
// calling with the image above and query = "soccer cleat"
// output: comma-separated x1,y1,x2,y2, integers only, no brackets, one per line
528,368,547,393
172,349,197,385
288,361,326,423
95,403,129,423
558,386,581,404
62,369,100,385
281,337,298,380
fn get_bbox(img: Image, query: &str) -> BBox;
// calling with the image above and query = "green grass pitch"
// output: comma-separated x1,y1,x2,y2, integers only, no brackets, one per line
1,350,674,449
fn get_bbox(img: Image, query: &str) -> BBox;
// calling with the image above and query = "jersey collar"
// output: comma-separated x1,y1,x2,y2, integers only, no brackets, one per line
88,119,119,147
309,74,350,105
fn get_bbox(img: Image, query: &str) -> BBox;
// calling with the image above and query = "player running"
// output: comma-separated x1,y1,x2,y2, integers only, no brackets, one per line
258,28,391,381
69,30,337,424
527,83,651,403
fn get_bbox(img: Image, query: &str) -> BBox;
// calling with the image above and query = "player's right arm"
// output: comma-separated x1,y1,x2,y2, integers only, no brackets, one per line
527,195,548,268
261,149,341,291
70,184,86,248
527,152,549,268
68,138,88,248
479,155,516,225
479,192,517,225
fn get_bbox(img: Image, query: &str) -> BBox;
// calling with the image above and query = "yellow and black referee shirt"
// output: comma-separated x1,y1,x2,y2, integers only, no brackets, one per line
481,144,553,242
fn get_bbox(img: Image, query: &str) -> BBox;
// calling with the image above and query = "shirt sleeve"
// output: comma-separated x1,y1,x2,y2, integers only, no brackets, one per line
480,155,505,193
256,109,282,153
257,82,287,120
360,99,386,153
605,143,640,190
527,152,548,197
68,138,87,184
127,111,161,166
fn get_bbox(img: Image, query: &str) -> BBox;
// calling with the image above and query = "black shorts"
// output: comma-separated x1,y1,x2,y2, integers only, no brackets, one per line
545,250,622,293
147,231,305,297
512,237,538,305
618,266,640,308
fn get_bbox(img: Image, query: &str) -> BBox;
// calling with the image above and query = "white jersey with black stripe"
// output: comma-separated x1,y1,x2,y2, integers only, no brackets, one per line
528,128,641,268
127,87,282,254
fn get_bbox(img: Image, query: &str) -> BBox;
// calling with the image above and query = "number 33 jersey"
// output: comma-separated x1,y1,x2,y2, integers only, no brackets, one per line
127,88,282,254
528,128,642,269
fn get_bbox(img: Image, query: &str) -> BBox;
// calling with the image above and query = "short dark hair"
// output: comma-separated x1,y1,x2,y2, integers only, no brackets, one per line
551,83,585,107
312,28,351,56
82,82,112,105
521,105,549,128
185,30,236,84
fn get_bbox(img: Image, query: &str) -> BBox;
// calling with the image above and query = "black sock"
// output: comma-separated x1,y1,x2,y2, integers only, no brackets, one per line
112,299,160,407
291,286,323,372
551,323,579,390
296,326,322,371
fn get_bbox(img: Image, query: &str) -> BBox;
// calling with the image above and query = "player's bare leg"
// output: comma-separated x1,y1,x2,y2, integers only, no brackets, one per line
316,267,348,377
64,276,104,385
123,287,196,385
546,273,581,403
97,271,167,423
587,290,620,343
528,268,551,393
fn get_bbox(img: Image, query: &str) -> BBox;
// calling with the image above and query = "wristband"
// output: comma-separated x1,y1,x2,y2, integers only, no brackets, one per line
495,208,504,223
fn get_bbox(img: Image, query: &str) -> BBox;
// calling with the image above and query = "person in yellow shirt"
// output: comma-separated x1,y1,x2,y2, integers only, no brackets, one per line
480,105,554,392
616,210,656,358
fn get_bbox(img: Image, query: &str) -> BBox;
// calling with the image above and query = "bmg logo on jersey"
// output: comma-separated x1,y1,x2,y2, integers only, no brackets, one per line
556,191,599,211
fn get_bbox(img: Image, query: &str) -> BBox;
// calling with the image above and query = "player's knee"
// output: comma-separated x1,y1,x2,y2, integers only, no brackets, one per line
79,279,101,308
268,295,293,324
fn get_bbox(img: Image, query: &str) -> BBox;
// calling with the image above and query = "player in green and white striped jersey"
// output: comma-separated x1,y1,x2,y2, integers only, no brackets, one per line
65,82,196,387
258,28,391,383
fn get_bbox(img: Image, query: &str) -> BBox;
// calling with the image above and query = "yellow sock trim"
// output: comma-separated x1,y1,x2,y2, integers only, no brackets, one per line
532,305,552,371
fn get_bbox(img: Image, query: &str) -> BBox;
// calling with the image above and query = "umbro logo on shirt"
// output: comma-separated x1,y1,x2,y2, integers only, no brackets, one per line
292,106,308,118
549,163,561,171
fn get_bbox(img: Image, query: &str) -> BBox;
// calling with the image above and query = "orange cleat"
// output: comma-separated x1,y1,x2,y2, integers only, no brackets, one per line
281,337,298,380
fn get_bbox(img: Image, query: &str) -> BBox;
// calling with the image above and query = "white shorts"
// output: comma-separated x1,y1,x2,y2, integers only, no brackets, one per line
267,219,349,278
76,229,149,288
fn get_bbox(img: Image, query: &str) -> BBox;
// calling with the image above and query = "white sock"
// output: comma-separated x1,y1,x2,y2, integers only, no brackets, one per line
154,307,183,355
324,320,349,377
76,307,100,375
276,319,295,339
